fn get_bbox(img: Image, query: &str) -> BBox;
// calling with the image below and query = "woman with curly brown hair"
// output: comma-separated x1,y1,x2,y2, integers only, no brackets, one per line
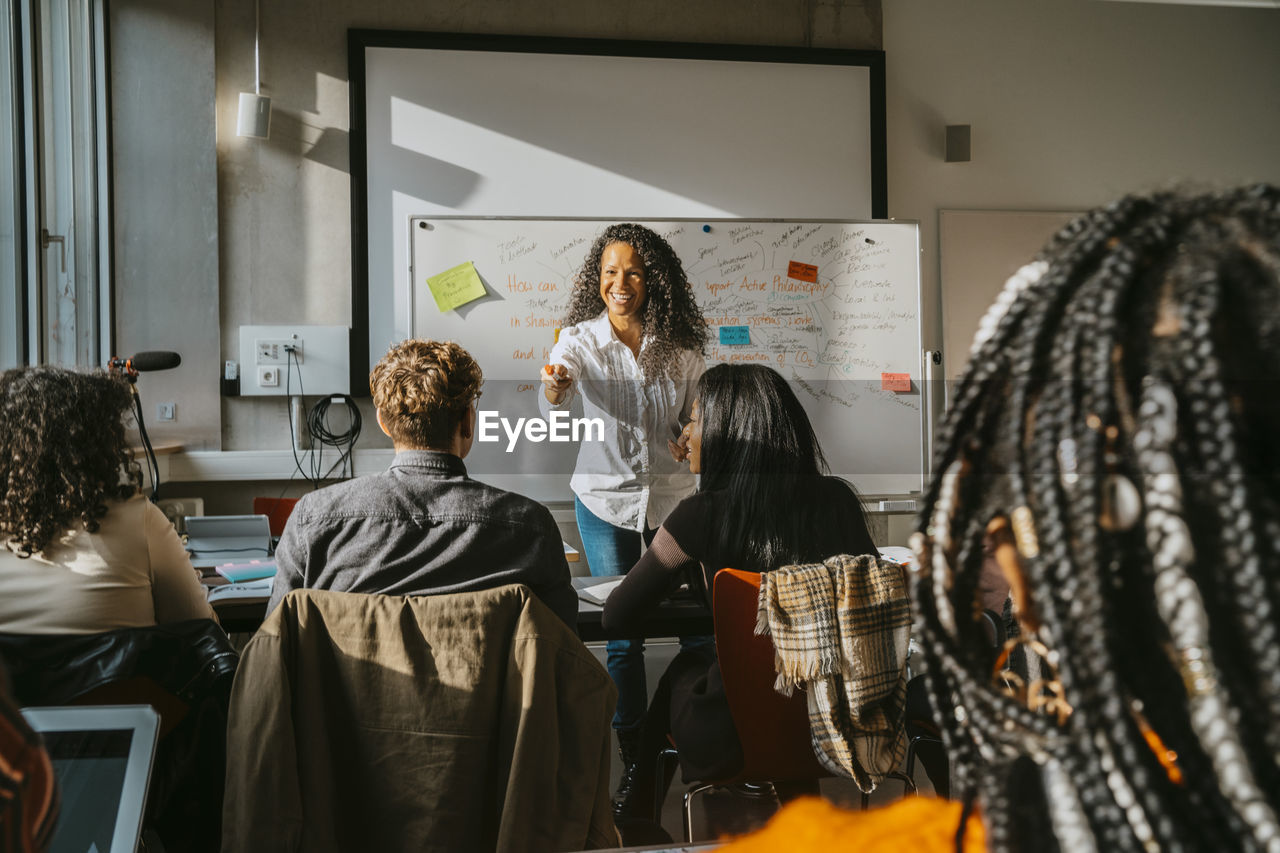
0,366,214,633
539,222,711,811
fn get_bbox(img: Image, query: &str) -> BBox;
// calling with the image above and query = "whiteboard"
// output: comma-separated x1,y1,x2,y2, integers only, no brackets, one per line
409,218,924,499
351,33,886,390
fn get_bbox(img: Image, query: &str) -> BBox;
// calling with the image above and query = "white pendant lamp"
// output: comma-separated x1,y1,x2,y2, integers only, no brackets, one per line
236,0,271,138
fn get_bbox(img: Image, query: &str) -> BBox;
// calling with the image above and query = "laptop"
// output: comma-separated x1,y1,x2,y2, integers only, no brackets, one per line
22,705,160,853
184,514,272,570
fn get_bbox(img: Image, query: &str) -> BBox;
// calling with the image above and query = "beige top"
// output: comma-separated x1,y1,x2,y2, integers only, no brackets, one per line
0,494,215,634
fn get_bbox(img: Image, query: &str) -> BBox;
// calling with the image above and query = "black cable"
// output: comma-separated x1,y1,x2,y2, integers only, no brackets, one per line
187,546,270,555
129,385,161,501
307,395,362,480
284,349,315,487
283,350,361,487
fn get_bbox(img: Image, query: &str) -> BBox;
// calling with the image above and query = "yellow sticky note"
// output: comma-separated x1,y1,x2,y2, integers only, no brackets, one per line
426,261,487,312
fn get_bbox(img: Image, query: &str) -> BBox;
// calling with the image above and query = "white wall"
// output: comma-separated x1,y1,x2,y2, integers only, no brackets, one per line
883,0,1280,363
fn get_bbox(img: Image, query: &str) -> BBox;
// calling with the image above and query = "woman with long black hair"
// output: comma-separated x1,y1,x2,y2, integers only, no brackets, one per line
602,363,878,829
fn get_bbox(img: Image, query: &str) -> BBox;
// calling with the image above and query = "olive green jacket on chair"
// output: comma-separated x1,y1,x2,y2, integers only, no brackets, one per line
222,586,617,852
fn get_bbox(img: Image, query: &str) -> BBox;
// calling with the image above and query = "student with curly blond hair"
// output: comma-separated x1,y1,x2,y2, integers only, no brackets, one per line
0,366,215,633
268,339,576,628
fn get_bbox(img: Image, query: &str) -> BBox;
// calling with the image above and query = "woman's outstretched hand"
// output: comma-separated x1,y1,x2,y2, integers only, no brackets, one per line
541,363,574,404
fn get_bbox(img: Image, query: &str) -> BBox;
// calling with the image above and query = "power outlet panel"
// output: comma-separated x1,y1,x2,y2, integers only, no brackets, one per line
238,325,349,396
256,338,303,365
156,497,205,535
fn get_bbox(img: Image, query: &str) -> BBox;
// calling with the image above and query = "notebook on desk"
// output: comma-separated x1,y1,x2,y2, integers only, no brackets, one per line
185,514,272,569
575,576,625,606
22,705,160,853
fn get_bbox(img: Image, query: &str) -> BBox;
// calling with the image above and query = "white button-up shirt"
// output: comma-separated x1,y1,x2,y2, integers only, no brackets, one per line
541,312,704,531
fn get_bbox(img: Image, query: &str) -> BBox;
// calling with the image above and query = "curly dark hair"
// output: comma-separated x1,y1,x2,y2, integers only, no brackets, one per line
0,366,140,557
912,185,1280,852
563,223,708,380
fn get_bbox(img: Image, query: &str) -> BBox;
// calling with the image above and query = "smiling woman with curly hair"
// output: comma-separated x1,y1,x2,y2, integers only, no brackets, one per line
539,223,711,812
559,223,709,381
0,366,215,633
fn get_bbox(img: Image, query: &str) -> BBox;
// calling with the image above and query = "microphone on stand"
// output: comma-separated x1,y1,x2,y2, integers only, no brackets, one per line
107,350,181,502
109,350,182,376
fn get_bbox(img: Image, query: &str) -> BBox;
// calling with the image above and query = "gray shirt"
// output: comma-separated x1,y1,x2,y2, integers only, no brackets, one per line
267,450,577,630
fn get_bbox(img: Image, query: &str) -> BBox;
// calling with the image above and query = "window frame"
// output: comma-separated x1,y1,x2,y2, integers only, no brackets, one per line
1,0,112,370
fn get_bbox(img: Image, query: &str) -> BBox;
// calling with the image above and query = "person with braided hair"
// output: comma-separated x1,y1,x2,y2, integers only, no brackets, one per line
0,366,216,632
706,185,1280,852
905,184,1280,851
539,222,713,813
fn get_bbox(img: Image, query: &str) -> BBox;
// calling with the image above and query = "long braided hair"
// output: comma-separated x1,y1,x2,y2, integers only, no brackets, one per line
912,185,1280,852
563,223,709,380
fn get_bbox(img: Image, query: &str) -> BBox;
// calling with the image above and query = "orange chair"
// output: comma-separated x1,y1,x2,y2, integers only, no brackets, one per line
668,568,833,841
252,496,299,538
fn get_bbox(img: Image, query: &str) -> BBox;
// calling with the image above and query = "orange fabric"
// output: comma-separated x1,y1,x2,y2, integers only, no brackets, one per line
1,692,58,853
253,497,299,538
714,796,986,853
713,569,827,783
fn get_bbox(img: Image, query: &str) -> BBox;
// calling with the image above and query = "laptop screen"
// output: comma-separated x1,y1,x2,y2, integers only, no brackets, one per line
43,728,135,853
23,706,159,853
184,514,273,569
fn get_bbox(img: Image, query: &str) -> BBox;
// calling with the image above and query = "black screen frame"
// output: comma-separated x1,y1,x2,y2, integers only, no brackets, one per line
346,30,887,392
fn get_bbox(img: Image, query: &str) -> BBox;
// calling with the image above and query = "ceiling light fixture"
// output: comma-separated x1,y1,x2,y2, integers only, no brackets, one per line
236,0,271,139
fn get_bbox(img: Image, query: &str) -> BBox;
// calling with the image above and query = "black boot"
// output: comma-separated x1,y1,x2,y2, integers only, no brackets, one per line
612,730,676,845
613,729,672,844
612,729,642,818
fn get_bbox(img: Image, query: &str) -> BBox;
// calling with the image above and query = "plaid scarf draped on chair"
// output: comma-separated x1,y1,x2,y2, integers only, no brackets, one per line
755,553,911,793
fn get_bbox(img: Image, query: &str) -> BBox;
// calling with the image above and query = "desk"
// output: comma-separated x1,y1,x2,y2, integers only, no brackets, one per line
572,576,712,642
210,575,712,641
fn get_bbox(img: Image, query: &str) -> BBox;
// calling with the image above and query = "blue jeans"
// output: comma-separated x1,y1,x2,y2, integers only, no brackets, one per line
575,497,715,733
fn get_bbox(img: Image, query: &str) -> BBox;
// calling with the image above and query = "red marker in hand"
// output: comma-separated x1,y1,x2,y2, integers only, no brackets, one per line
541,363,573,403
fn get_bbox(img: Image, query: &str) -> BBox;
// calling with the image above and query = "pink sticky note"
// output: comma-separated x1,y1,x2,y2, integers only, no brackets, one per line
882,373,911,392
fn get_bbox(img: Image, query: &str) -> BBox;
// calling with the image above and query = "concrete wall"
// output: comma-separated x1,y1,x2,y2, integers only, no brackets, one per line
882,0,1280,364
110,0,221,449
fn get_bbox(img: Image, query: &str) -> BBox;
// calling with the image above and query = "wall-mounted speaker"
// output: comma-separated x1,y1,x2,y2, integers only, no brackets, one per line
236,92,272,139
945,125,971,163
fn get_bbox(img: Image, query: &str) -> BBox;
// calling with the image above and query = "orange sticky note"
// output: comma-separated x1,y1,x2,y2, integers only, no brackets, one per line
787,261,818,283
882,373,911,392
